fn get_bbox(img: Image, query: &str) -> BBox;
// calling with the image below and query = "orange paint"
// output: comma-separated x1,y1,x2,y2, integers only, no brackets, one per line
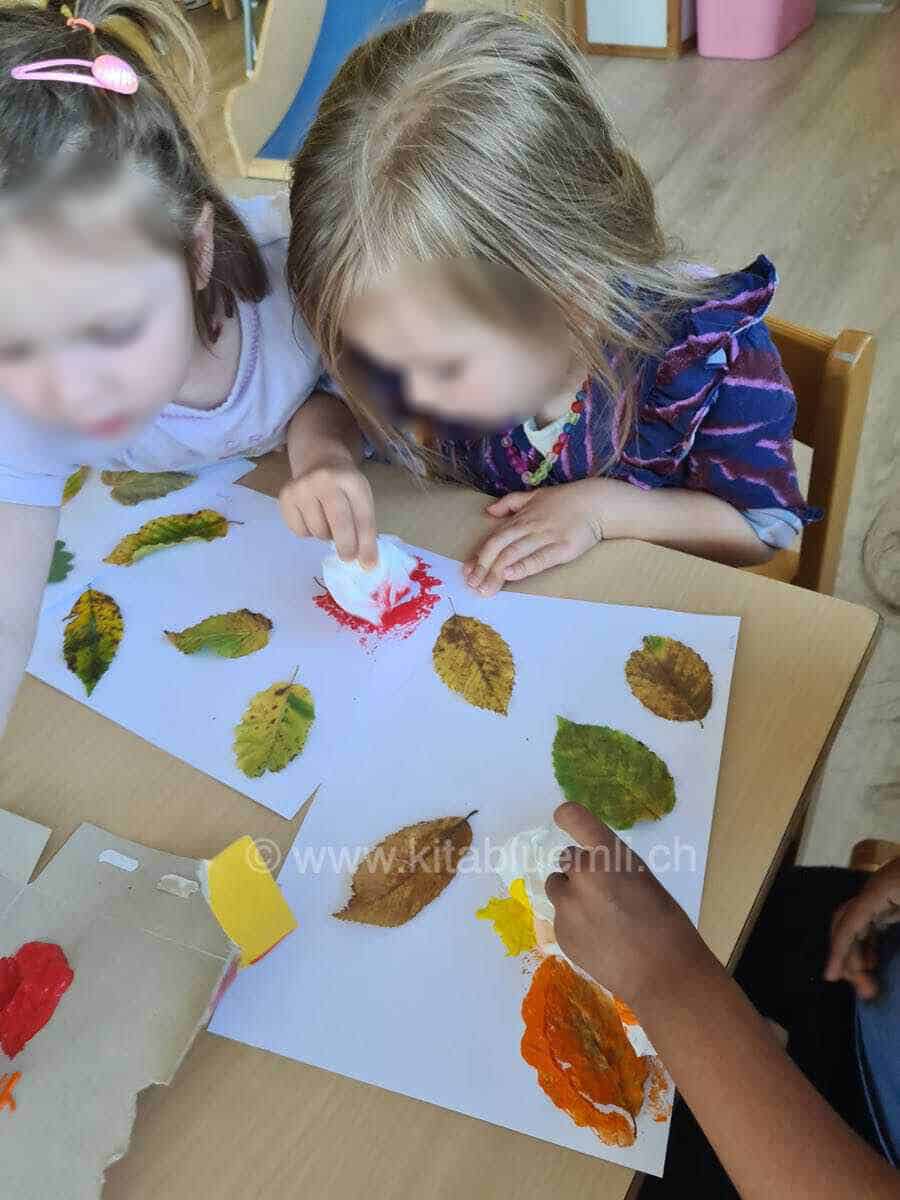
646,1056,673,1123
521,956,649,1148
613,997,639,1027
0,1072,21,1115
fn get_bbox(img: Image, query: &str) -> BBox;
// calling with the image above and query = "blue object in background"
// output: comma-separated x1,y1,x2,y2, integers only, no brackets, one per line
260,0,425,162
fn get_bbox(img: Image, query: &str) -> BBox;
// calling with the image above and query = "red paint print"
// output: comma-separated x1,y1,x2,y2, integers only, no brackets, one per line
0,1071,21,1115
314,556,442,648
0,942,74,1059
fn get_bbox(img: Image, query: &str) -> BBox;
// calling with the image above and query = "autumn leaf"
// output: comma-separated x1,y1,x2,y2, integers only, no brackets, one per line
234,677,315,778
476,878,537,956
432,615,515,715
165,609,272,658
101,469,196,506
63,588,123,696
552,717,676,829
104,509,230,566
625,635,713,723
47,540,74,584
334,811,476,928
521,955,649,1147
62,466,88,504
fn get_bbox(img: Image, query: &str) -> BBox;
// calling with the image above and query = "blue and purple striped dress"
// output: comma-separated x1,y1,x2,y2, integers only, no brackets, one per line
433,257,821,533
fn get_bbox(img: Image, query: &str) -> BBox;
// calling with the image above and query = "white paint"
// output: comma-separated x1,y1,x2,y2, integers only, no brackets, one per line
98,849,140,873
156,874,200,899
586,0,668,48
322,535,418,626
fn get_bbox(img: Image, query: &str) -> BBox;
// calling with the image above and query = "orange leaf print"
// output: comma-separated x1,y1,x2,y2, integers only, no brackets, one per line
521,956,648,1147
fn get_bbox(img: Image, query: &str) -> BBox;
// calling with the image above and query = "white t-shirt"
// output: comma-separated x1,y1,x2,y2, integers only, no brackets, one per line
0,195,327,507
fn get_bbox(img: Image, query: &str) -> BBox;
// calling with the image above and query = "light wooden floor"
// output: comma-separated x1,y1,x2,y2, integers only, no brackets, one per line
193,6,899,866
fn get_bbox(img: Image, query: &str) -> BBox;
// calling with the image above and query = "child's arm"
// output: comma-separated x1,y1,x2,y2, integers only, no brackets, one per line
547,804,898,1200
279,391,379,567
465,477,770,597
0,501,59,737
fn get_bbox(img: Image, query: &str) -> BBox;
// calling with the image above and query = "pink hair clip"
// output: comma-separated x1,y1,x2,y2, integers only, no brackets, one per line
11,54,139,95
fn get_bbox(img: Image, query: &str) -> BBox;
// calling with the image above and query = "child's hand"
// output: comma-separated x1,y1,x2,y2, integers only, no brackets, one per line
825,857,900,1000
279,462,378,567
463,479,605,596
547,802,709,1007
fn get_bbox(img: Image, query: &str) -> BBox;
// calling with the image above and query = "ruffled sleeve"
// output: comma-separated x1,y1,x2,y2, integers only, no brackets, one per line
611,256,822,527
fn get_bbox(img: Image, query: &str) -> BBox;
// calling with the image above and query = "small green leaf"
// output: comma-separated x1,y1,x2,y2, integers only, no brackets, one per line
165,609,272,658
101,469,197,506
63,588,123,697
104,509,230,565
47,540,74,584
552,717,676,829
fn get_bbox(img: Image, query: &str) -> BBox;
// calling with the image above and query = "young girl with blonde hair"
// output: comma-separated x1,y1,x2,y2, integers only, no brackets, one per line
0,0,339,735
282,9,819,595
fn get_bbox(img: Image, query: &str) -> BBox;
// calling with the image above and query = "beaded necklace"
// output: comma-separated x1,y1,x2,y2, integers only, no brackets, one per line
502,380,589,487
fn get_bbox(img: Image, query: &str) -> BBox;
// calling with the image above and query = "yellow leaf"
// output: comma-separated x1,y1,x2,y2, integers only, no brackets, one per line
62,466,89,504
63,588,123,696
233,678,315,778
625,635,713,723
334,812,475,928
476,877,537,956
104,509,230,566
432,614,515,715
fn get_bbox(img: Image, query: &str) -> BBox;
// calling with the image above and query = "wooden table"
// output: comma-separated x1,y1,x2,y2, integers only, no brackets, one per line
0,458,879,1200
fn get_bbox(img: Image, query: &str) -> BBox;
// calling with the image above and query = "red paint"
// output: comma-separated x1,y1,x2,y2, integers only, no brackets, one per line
0,942,74,1059
314,556,442,648
0,1071,21,1115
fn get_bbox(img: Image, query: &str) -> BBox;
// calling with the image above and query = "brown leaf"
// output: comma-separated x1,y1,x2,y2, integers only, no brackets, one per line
334,812,476,928
432,615,515,715
625,635,713,723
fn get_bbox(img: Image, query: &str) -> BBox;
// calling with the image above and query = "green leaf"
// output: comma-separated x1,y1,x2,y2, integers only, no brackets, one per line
101,469,197,506
165,609,272,658
234,678,315,778
62,466,89,504
104,509,230,565
63,588,123,696
47,540,74,584
552,717,676,829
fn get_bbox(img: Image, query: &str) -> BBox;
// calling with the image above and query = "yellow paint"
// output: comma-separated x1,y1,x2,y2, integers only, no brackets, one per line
206,837,297,967
475,877,537,956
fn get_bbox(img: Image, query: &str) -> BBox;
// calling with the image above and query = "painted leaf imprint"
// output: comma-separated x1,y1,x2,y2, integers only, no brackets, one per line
165,609,272,658
104,509,230,565
552,717,675,829
626,635,712,723
63,588,123,696
432,615,515,715
521,955,649,1147
62,466,88,504
234,678,315,778
47,540,74,584
334,812,476,928
101,469,196,506
475,878,537,956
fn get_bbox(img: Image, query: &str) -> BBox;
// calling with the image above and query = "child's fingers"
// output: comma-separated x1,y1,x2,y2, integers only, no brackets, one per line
475,533,550,597
502,541,571,583
345,478,379,569
466,524,534,589
323,493,359,562
485,492,534,518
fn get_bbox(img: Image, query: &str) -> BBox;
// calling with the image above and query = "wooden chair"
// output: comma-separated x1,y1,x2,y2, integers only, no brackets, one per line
748,318,876,595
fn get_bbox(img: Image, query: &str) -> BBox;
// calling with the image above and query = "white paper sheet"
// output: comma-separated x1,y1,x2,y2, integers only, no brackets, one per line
32,470,740,1172
207,522,740,1175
